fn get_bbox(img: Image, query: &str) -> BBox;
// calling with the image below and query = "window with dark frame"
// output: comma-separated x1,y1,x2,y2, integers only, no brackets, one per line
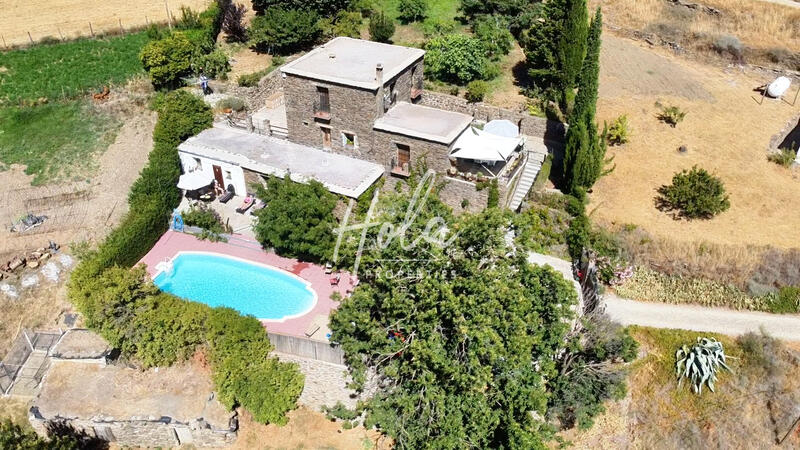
314,86,330,120
342,131,357,149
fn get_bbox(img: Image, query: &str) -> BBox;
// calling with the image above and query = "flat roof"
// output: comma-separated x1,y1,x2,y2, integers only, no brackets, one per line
281,37,425,90
35,361,233,428
373,102,473,144
179,125,384,198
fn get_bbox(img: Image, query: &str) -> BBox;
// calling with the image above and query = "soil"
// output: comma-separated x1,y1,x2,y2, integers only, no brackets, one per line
591,34,800,250
0,0,210,47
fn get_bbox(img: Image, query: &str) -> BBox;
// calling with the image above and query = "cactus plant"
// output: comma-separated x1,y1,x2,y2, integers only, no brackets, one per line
675,337,731,394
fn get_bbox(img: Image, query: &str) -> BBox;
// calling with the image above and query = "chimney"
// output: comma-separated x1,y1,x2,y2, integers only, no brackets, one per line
375,63,385,118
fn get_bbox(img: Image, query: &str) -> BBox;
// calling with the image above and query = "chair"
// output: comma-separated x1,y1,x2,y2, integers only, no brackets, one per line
235,195,255,214
218,184,235,203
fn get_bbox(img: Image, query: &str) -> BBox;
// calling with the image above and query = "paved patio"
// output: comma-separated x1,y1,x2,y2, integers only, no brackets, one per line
139,231,355,341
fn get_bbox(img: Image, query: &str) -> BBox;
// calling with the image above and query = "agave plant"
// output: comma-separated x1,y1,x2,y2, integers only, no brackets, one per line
675,337,731,394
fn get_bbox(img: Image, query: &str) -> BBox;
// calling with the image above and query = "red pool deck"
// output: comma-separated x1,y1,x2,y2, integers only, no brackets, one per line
139,231,355,339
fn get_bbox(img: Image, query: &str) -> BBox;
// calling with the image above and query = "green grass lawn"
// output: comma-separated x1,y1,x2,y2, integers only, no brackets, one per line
0,32,148,105
0,100,119,184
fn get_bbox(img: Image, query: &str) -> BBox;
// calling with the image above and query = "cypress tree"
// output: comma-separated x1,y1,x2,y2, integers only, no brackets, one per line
558,0,588,92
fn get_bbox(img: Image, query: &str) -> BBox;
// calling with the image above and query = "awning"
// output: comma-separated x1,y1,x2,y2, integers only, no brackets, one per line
177,171,213,190
449,127,523,162
484,119,519,138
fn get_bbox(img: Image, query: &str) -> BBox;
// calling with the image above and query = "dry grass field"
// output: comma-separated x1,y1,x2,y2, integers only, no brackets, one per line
591,35,800,250
0,0,210,47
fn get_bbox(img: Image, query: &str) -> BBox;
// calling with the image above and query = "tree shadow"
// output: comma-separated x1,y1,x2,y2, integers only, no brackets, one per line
46,420,109,450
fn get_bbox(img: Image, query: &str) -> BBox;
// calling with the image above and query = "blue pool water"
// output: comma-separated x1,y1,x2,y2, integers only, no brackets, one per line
153,252,316,320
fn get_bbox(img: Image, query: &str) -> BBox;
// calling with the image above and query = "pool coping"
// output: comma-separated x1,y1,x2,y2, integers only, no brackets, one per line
151,251,319,323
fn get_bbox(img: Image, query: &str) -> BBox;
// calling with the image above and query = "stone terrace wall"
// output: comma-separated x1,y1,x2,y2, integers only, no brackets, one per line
769,112,800,153
419,91,567,144
273,352,359,410
214,68,285,111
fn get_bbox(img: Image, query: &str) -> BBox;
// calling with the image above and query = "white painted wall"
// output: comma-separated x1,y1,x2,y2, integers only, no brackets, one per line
179,152,247,196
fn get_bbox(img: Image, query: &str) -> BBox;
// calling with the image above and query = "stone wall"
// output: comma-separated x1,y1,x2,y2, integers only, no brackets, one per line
383,173,505,214
214,68,284,111
419,91,567,144
273,352,359,410
29,410,237,448
372,129,452,174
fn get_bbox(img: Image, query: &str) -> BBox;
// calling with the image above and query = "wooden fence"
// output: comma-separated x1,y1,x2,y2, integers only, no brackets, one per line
267,332,345,366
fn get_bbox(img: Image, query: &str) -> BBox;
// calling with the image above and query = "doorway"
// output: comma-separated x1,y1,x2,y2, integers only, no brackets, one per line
321,127,332,149
212,165,225,187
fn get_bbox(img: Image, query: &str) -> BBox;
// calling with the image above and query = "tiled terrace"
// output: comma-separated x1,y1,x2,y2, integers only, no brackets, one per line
139,231,355,341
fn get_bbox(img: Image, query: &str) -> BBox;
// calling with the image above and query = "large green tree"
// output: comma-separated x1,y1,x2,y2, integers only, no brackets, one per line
248,8,321,55
425,34,493,84
251,0,351,16
558,0,588,94
253,176,337,262
330,204,578,448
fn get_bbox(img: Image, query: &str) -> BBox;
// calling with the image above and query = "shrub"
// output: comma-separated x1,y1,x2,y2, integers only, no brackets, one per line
566,213,590,261
605,114,629,145
472,15,513,60
421,17,456,37
765,286,800,314
465,80,489,102
248,8,321,55
251,0,352,16
333,10,363,38
218,96,246,111
369,11,395,43
486,178,499,207
425,34,492,85
397,0,427,23
192,49,231,79
713,34,744,61
657,104,686,127
183,202,229,238
222,2,248,42
253,176,338,262
657,166,730,219
767,146,797,167
139,33,196,88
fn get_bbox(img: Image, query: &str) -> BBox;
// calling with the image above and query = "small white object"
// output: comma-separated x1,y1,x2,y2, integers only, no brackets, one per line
21,274,39,288
58,254,74,268
766,76,791,98
41,262,61,282
0,283,19,299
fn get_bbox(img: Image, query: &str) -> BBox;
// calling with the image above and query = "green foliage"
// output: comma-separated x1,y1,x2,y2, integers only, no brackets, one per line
177,6,203,29
460,0,534,23
512,204,567,253
465,79,489,102
0,419,99,450
675,337,731,394
397,0,428,22
0,32,148,105
139,32,196,88
473,15,514,60
369,12,396,42
333,10,364,38
236,64,278,87
425,34,492,84
522,0,579,94
421,17,456,37
323,401,360,421
330,207,578,448
532,154,553,191
566,211,590,261
767,146,797,167
248,8,321,55
253,176,338,262
191,49,231,78
0,100,119,185
487,178,500,207
559,0,588,95
657,104,687,127
657,166,730,219
765,286,800,314
605,114,630,145
218,96,246,111
182,202,229,239
251,0,352,16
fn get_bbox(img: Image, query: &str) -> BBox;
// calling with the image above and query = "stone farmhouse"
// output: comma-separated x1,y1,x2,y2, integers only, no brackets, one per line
178,37,551,211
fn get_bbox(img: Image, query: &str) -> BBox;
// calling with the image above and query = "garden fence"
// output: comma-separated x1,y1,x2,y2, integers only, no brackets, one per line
267,332,345,366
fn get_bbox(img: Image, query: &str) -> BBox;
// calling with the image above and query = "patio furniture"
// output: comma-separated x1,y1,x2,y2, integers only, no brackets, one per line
324,262,333,274
235,195,255,214
218,184,235,204
329,274,341,285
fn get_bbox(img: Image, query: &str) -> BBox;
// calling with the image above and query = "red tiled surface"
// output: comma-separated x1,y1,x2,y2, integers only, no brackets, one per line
139,231,354,338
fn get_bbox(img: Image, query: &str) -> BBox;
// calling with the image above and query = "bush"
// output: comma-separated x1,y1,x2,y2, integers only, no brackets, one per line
765,286,800,314
605,114,629,145
472,15,513,60
657,166,730,219
713,34,744,61
218,96,246,111
253,176,338,262
192,49,231,78
486,178,499,207
369,11,395,43
465,80,489,102
421,17,456,37
566,213,590,261
139,33,196,88
333,10,363,38
182,202,229,239
222,2,248,42
657,104,686,127
397,0,427,23
425,34,492,85
248,8,321,55
251,0,352,16
767,147,797,167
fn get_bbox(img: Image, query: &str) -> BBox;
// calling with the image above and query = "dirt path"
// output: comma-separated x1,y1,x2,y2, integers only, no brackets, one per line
605,294,800,341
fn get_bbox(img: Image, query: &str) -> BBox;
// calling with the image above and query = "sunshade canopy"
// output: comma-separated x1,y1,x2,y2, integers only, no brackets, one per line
177,170,213,191
483,119,519,138
449,127,523,162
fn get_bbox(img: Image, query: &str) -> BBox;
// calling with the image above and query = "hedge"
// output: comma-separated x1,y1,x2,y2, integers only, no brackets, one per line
68,89,303,424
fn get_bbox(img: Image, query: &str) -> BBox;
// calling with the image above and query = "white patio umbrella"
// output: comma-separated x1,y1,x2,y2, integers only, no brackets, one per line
177,171,213,190
449,127,522,162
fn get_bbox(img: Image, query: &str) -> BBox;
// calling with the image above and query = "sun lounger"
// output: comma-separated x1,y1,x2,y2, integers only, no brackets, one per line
218,184,235,204
236,195,255,214
329,274,341,285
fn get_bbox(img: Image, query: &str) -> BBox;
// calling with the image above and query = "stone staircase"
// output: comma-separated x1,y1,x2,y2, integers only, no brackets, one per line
270,124,288,138
508,141,548,211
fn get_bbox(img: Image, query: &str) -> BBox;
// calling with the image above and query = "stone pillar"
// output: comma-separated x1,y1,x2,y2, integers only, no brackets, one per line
246,116,254,133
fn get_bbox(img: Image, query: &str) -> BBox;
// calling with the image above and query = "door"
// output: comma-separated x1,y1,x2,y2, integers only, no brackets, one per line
397,144,410,172
212,165,225,187
322,127,332,149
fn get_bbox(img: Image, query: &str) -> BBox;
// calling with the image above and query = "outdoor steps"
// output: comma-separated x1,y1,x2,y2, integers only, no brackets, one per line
508,146,548,211
270,125,288,138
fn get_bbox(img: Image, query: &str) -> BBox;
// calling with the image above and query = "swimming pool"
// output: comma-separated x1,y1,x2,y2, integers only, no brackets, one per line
153,252,317,321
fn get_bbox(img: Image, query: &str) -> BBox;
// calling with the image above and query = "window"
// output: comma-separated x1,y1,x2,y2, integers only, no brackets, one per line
341,132,357,149
393,143,411,176
193,157,202,172
225,170,232,180
321,126,332,149
314,86,330,120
